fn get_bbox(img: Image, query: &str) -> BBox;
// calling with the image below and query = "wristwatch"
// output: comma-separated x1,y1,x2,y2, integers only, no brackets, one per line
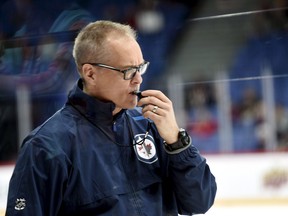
164,128,191,152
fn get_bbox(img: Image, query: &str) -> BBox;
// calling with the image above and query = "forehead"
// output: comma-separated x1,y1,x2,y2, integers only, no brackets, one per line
104,36,143,66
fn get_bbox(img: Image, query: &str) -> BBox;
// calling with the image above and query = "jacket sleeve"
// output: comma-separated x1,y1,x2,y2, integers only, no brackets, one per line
167,144,217,215
5,140,69,216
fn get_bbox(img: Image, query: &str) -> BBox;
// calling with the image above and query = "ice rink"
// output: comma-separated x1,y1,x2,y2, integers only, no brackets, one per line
200,205,288,216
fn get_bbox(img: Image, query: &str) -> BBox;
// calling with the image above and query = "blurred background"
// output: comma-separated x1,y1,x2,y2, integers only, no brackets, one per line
1,0,288,215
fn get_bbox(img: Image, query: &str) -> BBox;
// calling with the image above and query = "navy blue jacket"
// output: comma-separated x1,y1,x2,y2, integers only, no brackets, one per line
6,80,217,216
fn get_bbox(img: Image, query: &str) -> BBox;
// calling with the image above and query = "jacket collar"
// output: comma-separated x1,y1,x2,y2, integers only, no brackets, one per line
67,79,117,124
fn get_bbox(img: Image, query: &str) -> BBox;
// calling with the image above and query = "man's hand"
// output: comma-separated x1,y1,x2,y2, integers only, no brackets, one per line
137,90,179,144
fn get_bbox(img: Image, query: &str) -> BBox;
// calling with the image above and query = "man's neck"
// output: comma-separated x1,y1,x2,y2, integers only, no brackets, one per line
112,107,122,116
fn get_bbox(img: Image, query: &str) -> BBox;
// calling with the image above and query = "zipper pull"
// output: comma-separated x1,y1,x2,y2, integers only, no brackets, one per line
113,121,117,132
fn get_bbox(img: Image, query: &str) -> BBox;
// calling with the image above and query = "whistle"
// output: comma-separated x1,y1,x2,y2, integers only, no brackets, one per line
133,90,145,100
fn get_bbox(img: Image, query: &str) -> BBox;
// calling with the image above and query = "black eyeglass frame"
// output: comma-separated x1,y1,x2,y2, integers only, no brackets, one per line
82,61,150,80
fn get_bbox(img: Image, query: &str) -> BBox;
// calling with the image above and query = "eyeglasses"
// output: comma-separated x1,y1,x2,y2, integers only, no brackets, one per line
82,61,150,80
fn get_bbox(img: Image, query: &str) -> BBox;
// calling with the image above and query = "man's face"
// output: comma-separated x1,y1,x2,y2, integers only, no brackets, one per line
86,36,144,110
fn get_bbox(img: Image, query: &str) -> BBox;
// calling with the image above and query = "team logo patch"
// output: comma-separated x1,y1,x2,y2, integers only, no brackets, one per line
15,198,26,210
133,134,158,164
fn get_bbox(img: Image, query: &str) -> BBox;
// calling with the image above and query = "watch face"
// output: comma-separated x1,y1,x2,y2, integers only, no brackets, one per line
179,128,185,133
179,128,190,145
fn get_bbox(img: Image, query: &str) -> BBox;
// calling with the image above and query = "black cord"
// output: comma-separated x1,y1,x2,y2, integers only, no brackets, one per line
126,113,152,146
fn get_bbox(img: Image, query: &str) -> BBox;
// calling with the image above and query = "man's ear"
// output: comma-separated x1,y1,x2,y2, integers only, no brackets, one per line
82,64,96,85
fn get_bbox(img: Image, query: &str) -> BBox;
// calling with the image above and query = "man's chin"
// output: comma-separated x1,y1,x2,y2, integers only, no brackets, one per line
126,101,138,109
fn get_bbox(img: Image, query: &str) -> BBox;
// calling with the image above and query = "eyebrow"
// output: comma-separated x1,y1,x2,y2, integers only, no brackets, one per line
122,61,145,68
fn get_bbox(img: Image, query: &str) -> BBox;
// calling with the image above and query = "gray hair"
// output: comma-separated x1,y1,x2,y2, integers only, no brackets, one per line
73,20,137,72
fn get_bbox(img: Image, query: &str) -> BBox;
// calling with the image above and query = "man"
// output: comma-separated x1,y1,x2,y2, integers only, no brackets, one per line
6,20,217,216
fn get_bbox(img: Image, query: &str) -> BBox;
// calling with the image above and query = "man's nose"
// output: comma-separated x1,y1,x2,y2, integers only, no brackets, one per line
131,71,143,84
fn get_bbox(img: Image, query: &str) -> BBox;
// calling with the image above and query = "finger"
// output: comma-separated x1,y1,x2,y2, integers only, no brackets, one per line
140,90,171,103
143,104,162,115
138,96,169,110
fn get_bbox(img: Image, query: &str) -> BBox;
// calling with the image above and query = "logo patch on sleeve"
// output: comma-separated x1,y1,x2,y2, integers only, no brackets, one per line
15,198,26,210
